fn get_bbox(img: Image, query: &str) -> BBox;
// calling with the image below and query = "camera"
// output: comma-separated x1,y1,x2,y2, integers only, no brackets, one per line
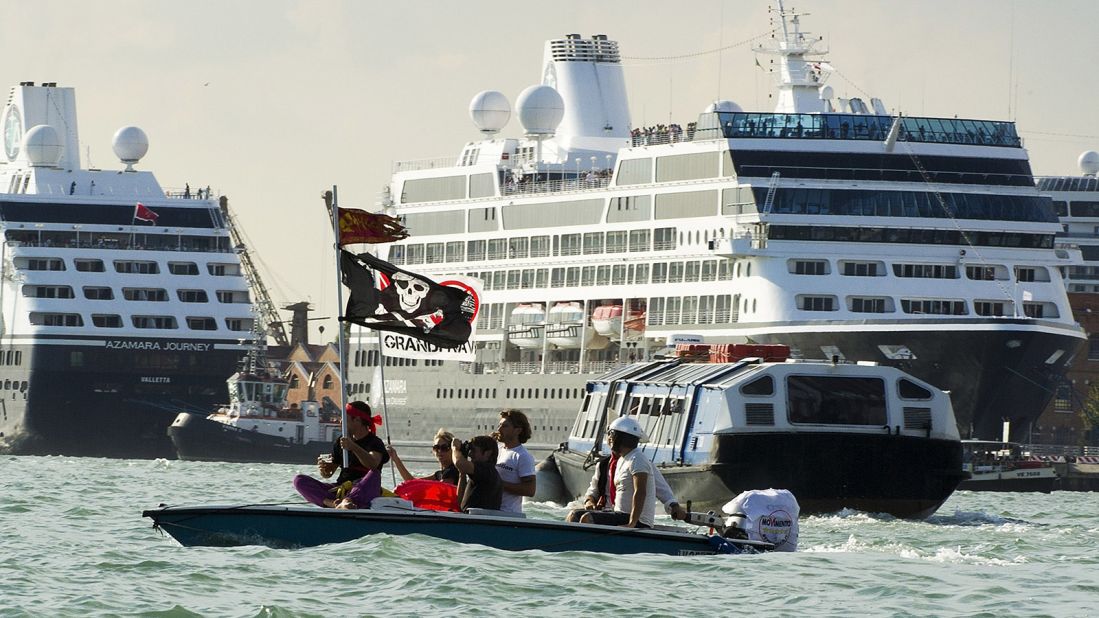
459,440,474,458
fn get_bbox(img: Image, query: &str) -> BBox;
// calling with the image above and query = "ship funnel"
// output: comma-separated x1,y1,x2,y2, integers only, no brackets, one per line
539,34,631,153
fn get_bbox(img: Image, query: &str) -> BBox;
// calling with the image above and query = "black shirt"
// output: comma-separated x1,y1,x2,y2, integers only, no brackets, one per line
332,433,389,485
432,464,459,485
460,460,502,512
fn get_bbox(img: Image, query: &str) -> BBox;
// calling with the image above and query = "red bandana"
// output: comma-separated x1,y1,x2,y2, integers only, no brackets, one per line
345,403,383,433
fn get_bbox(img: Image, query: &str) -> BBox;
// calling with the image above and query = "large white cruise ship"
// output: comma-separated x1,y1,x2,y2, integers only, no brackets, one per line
347,5,1085,450
0,82,256,458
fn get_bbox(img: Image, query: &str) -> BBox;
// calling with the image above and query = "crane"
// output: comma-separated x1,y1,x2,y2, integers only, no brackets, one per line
218,196,290,347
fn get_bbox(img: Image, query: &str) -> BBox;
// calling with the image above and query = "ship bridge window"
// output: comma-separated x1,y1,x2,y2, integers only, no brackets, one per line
225,318,255,332
1023,302,1058,319
787,375,887,426
797,295,837,311
22,285,74,299
466,240,486,261
168,262,199,275
114,260,159,274
123,288,169,302
487,238,507,260
1015,266,1050,282
1070,201,1099,217
606,231,627,253
849,297,892,313
216,290,251,304
132,315,177,329
178,289,209,303
91,314,122,328
974,300,1011,316
509,237,530,259
900,298,967,315
789,259,828,275
186,317,217,331
74,259,104,272
30,312,83,327
893,264,958,279
741,375,774,396
840,261,883,276
898,378,933,400
83,285,114,301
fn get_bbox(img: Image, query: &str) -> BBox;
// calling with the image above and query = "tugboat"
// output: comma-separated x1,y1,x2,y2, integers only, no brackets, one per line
957,440,1059,493
553,344,967,519
168,336,342,464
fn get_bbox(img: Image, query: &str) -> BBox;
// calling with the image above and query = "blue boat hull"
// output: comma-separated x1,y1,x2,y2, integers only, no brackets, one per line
142,505,769,555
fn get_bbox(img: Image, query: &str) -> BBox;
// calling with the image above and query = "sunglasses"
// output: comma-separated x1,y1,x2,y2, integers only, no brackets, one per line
432,444,450,452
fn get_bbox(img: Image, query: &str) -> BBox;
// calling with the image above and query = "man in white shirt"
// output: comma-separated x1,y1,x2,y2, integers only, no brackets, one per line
576,416,656,528
565,451,685,523
494,409,536,513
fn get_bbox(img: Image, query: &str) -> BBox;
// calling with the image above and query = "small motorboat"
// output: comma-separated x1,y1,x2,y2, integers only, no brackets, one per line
142,499,773,555
958,440,1059,493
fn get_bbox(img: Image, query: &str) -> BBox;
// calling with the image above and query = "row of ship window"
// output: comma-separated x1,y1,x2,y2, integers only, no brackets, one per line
794,296,1056,318
435,386,583,401
350,349,446,368
789,260,1051,282
388,228,680,265
0,350,24,366
22,285,251,304
28,313,255,330
472,259,739,291
18,257,241,276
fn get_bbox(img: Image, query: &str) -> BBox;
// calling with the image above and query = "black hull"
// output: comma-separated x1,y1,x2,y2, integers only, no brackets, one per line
557,432,966,519
169,412,329,465
2,339,244,459
957,477,1056,493
751,321,1083,440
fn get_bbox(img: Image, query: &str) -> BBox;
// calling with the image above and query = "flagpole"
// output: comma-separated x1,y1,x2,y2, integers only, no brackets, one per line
328,186,351,470
375,329,395,486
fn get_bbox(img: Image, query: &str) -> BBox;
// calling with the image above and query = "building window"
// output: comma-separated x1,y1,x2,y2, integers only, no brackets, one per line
322,375,334,389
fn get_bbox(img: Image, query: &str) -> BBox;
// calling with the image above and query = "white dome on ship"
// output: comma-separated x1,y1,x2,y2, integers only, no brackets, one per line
516,84,564,136
112,126,149,170
704,100,743,114
1079,150,1099,176
22,124,63,167
469,90,511,135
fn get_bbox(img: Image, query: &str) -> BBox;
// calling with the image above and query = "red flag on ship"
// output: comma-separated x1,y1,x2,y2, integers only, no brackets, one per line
338,207,408,246
133,202,159,224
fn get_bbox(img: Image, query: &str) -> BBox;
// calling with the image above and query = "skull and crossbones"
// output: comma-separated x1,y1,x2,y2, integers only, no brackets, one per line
392,272,430,313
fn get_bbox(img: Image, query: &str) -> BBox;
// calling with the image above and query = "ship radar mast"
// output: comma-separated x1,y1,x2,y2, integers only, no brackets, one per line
755,0,832,113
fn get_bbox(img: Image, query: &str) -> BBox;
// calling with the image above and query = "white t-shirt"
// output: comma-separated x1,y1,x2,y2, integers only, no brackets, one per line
496,443,536,513
613,448,657,526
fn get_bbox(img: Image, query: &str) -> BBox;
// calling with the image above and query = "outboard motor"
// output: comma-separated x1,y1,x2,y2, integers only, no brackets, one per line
721,489,800,552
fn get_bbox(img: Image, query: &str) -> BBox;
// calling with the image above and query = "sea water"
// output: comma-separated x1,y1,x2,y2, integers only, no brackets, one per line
1,455,1096,617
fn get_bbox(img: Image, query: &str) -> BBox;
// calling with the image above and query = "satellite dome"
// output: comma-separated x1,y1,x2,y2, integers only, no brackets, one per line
112,126,149,171
704,100,743,114
1079,150,1099,176
819,85,834,100
516,85,564,136
22,124,63,167
469,90,511,135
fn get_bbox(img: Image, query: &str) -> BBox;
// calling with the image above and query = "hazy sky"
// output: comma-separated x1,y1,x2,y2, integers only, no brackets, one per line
4,0,1097,343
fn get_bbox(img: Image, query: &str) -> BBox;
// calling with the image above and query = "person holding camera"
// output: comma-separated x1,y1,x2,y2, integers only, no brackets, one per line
452,435,502,512
292,401,389,509
494,409,536,514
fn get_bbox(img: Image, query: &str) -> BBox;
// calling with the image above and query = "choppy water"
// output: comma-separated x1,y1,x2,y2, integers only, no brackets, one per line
1,455,1097,617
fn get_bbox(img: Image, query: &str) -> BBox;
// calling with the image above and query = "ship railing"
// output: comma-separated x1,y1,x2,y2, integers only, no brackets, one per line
391,156,457,173
586,360,623,374
163,186,216,200
547,361,580,374
503,361,541,374
502,175,611,196
1022,443,1099,458
5,233,234,253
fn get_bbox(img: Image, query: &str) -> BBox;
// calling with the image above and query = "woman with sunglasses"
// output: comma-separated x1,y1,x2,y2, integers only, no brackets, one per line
387,428,459,485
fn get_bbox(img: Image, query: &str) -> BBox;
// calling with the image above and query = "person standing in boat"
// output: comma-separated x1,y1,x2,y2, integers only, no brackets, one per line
494,409,536,513
575,417,656,528
387,428,459,485
565,449,685,523
452,435,503,512
292,401,389,509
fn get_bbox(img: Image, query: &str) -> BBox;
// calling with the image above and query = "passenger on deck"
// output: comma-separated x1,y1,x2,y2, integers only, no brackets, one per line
494,409,536,513
565,448,685,523
575,417,656,528
292,401,389,509
453,435,502,512
387,428,459,485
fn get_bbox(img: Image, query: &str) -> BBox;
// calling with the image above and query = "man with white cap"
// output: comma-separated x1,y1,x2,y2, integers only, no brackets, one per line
577,416,657,528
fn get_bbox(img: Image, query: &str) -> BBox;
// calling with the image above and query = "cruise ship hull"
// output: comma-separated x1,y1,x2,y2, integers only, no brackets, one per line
555,432,966,519
0,338,244,459
169,412,331,465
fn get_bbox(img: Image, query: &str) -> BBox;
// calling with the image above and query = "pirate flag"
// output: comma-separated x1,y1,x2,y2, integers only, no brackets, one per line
340,250,474,349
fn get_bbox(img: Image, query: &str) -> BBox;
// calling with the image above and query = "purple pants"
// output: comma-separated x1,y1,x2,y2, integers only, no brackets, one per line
293,470,381,508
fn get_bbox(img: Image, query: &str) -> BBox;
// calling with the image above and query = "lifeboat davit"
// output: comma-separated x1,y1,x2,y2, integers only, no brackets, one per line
545,302,608,350
507,304,545,349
